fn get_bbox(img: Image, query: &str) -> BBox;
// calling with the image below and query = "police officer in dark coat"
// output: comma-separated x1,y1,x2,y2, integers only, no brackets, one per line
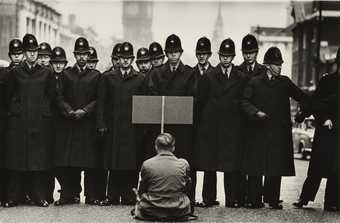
5,34,56,207
106,43,122,72
149,34,194,160
149,41,165,68
238,34,266,79
97,42,146,206
293,50,340,212
55,37,101,206
237,34,266,206
191,37,218,207
87,46,99,70
38,42,52,68
241,47,309,209
6,39,24,69
37,41,55,203
196,38,247,208
0,39,23,205
85,46,108,203
136,48,152,74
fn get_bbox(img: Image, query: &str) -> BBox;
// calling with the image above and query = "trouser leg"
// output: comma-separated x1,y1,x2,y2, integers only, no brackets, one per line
299,174,322,202
224,171,243,205
56,167,81,199
6,170,23,202
107,170,120,202
30,171,49,202
202,171,217,203
0,168,8,203
190,170,196,202
121,170,139,204
324,175,338,207
247,176,263,205
263,176,282,204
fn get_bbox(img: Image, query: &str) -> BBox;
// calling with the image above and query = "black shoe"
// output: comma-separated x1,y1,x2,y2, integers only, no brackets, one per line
324,205,338,212
245,202,264,209
225,200,241,208
4,200,18,208
293,199,308,208
196,201,213,208
35,199,49,207
99,198,120,206
85,198,100,205
54,197,80,206
208,200,220,206
269,203,283,210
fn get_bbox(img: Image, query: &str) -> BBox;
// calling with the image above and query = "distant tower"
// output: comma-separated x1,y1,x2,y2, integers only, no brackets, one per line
211,1,224,54
122,1,153,49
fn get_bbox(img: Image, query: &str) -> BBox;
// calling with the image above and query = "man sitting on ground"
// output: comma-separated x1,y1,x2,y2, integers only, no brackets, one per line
133,133,195,221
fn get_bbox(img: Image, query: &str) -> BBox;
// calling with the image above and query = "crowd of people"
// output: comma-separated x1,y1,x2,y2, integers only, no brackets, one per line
0,32,339,221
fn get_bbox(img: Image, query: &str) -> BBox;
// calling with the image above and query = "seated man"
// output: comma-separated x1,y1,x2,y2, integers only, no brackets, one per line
133,133,195,221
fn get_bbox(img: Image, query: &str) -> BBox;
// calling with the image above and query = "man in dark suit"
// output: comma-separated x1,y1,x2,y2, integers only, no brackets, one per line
237,33,266,206
5,34,56,207
196,38,247,208
97,42,145,206
54,37,101,206
0,38,24,206
293,49,340,212
191,37,218,208
241,47,309,209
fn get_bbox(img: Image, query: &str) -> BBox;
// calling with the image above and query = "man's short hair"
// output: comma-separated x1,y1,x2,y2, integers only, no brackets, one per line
155,133,175,150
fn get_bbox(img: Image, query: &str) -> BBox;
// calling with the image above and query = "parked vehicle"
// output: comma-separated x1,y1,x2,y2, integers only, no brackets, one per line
292,117,315,160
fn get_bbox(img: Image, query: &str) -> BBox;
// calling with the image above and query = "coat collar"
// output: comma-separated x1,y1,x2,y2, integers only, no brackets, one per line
215,64,242,92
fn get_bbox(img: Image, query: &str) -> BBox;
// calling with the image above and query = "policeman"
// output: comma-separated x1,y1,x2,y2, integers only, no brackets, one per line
107,43,122,72
191,37,218,207
241,47,309,209
136,47,152,74
149,42,165,68
97,42,145,206
293,48,340,212
238,34,265,79
50,47,68,75
5,34,56,207
87,47,99,70
7,39,24,68
55,37,101,206
0,39,23,206
38,42,52,68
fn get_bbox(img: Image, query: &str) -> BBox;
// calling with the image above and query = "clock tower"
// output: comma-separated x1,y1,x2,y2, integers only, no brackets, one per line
122,1,153,49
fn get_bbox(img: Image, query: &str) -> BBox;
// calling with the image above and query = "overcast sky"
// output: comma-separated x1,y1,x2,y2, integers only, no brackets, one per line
54,0,291,66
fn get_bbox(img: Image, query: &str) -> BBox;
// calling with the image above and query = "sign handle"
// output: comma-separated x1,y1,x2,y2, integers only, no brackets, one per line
161,96,165,133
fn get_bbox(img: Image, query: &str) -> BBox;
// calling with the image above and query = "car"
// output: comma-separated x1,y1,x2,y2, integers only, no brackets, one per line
292,117,315,160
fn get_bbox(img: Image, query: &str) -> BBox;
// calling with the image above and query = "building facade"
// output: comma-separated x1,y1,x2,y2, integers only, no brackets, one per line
0,0,61,61
289,1,340,90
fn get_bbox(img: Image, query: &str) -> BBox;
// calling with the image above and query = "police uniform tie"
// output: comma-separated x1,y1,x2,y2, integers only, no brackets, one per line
201,66,206,75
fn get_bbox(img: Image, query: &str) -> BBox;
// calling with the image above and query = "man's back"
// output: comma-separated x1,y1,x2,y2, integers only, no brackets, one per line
136,152,192,221
141,153,190,194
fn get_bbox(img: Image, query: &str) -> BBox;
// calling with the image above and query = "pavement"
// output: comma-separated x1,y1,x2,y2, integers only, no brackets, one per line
0,157,339,223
